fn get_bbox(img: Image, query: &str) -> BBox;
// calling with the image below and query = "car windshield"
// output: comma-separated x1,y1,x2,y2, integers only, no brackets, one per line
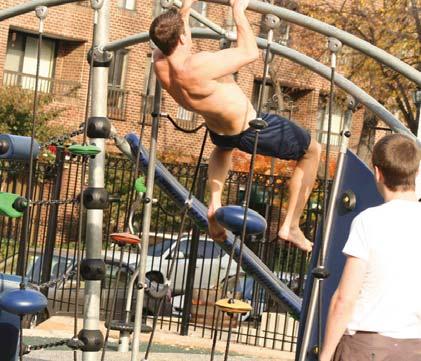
147,240,173,257
26,254,74,284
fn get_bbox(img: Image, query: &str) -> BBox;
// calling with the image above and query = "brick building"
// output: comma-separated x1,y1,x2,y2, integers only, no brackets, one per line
0,0,367,171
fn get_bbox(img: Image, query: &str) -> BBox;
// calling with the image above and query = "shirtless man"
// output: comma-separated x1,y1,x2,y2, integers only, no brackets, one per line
149,0,321,252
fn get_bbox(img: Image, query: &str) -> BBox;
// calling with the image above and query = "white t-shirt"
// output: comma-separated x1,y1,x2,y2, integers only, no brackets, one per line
343,199,421,339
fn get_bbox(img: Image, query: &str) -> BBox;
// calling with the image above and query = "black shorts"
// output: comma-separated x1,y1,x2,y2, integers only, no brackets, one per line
208,113,311,161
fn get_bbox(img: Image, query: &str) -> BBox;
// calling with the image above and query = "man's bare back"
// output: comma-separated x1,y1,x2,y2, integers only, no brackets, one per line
154,50,256,136
149,0,320,253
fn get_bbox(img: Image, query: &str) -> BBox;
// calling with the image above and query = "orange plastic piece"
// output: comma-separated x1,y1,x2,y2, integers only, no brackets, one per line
110,232,140,245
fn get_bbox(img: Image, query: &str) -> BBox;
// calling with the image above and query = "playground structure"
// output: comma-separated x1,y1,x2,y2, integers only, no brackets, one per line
0,1,420,361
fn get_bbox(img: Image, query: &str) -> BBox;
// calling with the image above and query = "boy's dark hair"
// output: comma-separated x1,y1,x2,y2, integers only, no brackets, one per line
372,134,421,191
149,8,185,56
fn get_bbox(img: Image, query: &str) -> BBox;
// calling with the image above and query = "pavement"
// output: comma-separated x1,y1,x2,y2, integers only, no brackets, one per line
26,351,264,361
22,316,295,361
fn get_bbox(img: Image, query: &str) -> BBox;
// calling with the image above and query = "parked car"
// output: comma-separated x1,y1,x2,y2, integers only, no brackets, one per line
172,272,266,318
0,233,239,325
145,234,239,295
0,248,165,327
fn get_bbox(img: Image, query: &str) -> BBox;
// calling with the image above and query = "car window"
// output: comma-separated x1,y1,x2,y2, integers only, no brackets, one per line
102,263,129,289
148,240,173,257
26,254,74,283
50,257,73,281
197,241,221,259
176,240,190,258
26,254,42,283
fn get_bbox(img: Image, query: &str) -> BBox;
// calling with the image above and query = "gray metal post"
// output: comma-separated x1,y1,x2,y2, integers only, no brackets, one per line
297,97,357,361
180,164,207,335
82,0,109,360
414,90,421,138
131,81,162,361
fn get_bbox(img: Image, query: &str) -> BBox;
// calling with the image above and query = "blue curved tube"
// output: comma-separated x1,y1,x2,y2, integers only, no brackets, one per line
125,133,302,318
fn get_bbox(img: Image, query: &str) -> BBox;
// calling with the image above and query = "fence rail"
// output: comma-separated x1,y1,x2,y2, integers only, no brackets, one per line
0,149,327,351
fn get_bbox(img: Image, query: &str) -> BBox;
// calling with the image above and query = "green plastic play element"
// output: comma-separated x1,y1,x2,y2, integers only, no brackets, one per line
68,144,101,157
0,192,27,218
135,177,146,193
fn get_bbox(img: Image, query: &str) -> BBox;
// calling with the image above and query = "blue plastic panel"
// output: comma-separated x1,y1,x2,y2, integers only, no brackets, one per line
296,150,383,360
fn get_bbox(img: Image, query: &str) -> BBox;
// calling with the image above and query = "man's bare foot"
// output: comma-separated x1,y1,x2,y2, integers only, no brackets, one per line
278,226,313,252
208,206,227,243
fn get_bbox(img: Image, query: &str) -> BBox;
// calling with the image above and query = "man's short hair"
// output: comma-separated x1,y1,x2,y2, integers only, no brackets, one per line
372,133,421,191
149,8,185,56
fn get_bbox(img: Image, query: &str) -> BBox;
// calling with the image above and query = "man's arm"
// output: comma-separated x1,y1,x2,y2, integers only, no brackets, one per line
188,0,259,79
179,0,196,32
319,256,367,361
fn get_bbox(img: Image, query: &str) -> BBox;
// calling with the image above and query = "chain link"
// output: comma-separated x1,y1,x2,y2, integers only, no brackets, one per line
30,197,80,206
28,268,78,291
41,124,85,148
23,339,70,354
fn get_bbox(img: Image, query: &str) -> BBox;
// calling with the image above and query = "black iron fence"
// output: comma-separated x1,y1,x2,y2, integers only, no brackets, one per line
0,148,326,352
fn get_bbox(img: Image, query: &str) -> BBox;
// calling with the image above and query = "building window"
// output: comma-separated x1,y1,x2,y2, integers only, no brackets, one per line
4,30,56,93
108,49,129,120
118,0,136,11
190,1,207,27
317,98,345,146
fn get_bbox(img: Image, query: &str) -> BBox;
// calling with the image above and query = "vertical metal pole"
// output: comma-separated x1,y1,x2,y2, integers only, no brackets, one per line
83,1,109,360
131,81,162,361
297,97,355,361
414,90,421,201
414,89,421,138
180,164,207,335
41,147,65,290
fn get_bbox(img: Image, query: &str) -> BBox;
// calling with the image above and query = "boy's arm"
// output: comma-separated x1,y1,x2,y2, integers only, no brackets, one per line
179,0,197,29
319,256,367,361
188,0,259,79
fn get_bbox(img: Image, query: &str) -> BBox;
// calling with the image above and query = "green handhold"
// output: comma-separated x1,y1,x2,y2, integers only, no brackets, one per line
0,192,27,218
68,144,101,157
135,177,146,193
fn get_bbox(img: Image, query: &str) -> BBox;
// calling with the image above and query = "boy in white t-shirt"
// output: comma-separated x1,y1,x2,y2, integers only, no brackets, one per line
320,134,421,361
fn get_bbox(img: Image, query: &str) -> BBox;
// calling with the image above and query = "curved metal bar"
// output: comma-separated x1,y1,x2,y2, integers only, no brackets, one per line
201,0,421,87
104,29,420,146
0,0,79,22
103,32,150,52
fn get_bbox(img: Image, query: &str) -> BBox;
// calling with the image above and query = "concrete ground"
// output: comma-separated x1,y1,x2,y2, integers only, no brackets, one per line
26,351,266,361
22,316,295,361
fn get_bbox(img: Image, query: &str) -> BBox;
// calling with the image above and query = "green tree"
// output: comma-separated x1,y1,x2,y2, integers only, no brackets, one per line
0,86,64,143
302,0,421,159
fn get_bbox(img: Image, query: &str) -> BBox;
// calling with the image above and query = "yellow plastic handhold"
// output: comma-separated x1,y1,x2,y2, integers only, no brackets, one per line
214,298,252,314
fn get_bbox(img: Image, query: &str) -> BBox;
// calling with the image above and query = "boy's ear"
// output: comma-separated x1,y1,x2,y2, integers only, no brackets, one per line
374,166,383,183
179,33,186,45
